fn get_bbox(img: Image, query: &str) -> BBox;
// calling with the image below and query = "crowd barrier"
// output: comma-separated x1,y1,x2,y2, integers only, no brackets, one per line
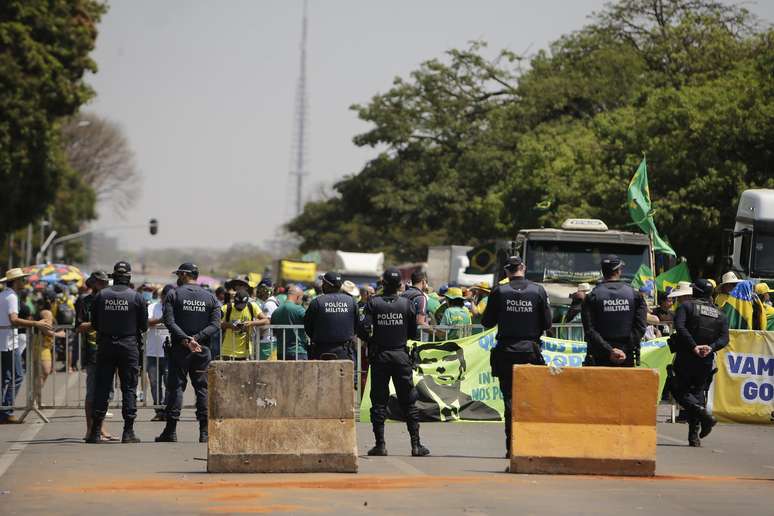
0,323,487,423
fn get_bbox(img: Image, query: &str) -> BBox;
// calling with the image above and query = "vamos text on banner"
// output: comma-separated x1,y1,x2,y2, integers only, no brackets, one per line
711,330,774,424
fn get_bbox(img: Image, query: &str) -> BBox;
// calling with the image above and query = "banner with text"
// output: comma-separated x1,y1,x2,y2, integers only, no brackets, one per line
359,330,673,422
711,330,774,424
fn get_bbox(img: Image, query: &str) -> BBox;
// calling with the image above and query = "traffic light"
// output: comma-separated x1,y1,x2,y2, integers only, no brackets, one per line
149,218,158,235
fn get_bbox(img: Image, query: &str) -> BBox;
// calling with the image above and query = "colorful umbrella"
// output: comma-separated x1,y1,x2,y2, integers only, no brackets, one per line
22,263,84,287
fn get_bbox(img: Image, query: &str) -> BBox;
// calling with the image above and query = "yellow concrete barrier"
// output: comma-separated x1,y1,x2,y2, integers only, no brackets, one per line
510,365,658,476
207,360,357,473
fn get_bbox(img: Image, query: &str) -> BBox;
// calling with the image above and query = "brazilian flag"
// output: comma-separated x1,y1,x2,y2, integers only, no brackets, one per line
655,262,691,293
765,305,774,331
720,281,768,330
465,242,497,275
631,263,654,291
627,157,676,256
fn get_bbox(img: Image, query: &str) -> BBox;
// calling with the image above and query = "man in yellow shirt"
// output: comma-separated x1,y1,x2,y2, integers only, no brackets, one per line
220,289,269,360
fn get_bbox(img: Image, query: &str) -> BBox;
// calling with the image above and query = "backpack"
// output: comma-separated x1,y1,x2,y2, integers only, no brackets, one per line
56,302,75,326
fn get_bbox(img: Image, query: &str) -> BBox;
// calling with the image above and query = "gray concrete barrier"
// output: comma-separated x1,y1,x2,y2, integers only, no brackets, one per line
207,360,357,473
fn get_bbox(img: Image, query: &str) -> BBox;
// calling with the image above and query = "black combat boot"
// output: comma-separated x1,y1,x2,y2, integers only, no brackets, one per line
121,421,141,443
155,419,178,442
85,418,103,444
408,423,430,457
698,411,717,439
367,424,388,456
688,420,701,447
199,420,208,443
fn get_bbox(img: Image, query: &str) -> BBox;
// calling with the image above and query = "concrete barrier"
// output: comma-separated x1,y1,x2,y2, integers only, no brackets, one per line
510,365,658,476
207,360,357,473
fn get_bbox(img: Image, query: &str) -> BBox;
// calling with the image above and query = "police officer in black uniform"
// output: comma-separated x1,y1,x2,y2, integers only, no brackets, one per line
87,261,148,444
304,271,358,360
156,263,220,443
671,278,728,447
358,267,429,457
481,256,552,456
582,255,647,367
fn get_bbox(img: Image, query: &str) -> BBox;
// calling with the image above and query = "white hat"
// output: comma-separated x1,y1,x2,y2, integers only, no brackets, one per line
576,282,592,293
0,268,31,283
720,271,742,288
667,281,693,298
341,280,360,298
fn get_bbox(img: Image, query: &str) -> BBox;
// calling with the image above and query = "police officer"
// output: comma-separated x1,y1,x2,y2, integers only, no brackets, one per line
358,267,429,457
304,271,358,360
582,255,647,367
156,263,220,443
481,256,551,456
87,262,148,444
671,278,728,447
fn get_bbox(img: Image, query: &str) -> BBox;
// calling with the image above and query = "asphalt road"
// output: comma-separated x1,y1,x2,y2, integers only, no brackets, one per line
0,401,772,516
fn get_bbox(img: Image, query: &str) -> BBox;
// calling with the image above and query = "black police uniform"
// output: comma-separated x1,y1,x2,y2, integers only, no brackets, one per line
162,283,221,425
304,292,358,360
582,280,647,367
671,296,729,445
481,277,551,449
90,283,148,430
358,290,429,455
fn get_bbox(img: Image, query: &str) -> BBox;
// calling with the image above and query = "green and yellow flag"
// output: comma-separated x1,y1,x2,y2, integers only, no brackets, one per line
655,262,691,294
719,281,768,330
631,263,654,291
628,158,676,256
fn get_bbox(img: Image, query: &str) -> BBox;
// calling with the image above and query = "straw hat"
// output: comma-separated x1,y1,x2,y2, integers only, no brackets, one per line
0,268,31,283
667,281,693,298
341,280,360,297
719,271,742,288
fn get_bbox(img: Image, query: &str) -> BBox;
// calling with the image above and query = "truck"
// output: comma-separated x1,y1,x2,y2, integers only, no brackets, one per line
728,189,774,281
508,218,654,308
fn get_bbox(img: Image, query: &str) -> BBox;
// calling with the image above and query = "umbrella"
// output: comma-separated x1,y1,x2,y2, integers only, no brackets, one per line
23,263,85,287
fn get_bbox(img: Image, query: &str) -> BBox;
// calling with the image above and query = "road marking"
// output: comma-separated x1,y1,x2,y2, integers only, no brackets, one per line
384,456,426,476
658,433,685,445
0,372,78,480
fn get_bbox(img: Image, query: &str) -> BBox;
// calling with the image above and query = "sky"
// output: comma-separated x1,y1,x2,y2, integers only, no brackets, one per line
86,0,774,252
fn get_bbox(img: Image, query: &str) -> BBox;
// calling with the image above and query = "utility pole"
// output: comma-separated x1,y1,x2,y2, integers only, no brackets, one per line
288,0,309,217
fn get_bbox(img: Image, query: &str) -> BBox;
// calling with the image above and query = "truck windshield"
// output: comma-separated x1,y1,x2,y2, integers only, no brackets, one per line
752,232,774,277
524,241,650,284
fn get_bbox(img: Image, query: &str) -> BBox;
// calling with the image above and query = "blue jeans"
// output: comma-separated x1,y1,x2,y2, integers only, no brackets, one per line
146,355,168,414
1,349,25,419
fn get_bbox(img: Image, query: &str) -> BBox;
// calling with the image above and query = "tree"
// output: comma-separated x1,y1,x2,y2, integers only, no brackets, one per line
287,0,774,274
61,112,140,215
0,1,105,239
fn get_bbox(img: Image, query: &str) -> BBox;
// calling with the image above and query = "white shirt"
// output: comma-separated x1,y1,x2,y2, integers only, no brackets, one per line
260,296,280,342
146,302,169,357
0,288,19,352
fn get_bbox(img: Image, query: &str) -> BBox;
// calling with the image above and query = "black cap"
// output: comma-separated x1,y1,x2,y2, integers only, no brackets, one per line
173,262,199,275
233,289,250,304
109,261,131,278
322,271,343,288
692,278,714,298
601,255,625,273
382,267,402,287
86,270,109,287
504,256,524,271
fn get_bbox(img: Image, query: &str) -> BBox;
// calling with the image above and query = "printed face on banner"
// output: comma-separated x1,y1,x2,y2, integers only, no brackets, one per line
416,344,465,386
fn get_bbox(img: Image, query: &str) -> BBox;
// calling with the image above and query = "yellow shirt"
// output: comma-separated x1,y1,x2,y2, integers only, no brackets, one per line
220,302,261,358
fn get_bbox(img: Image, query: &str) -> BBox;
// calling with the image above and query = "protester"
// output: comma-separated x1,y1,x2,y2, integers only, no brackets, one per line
401,271,429,326
468,281,490,325
0,268,51,424
715,271,741,307
220,288,268,360
256,279,280,360
438,287,471,340
653,294,674,323
88,262,148,444
157,263,220,444
481,256,551,457
358,267,429,457
341,280,360,300
582,255,647,367
304,272,358,360
670,279,729,447
271,285,308,360
147,284,174,421
33,293,62,409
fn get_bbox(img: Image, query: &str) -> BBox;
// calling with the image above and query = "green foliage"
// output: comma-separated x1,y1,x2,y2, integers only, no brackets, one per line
288,0,774,272
0,1,105,239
